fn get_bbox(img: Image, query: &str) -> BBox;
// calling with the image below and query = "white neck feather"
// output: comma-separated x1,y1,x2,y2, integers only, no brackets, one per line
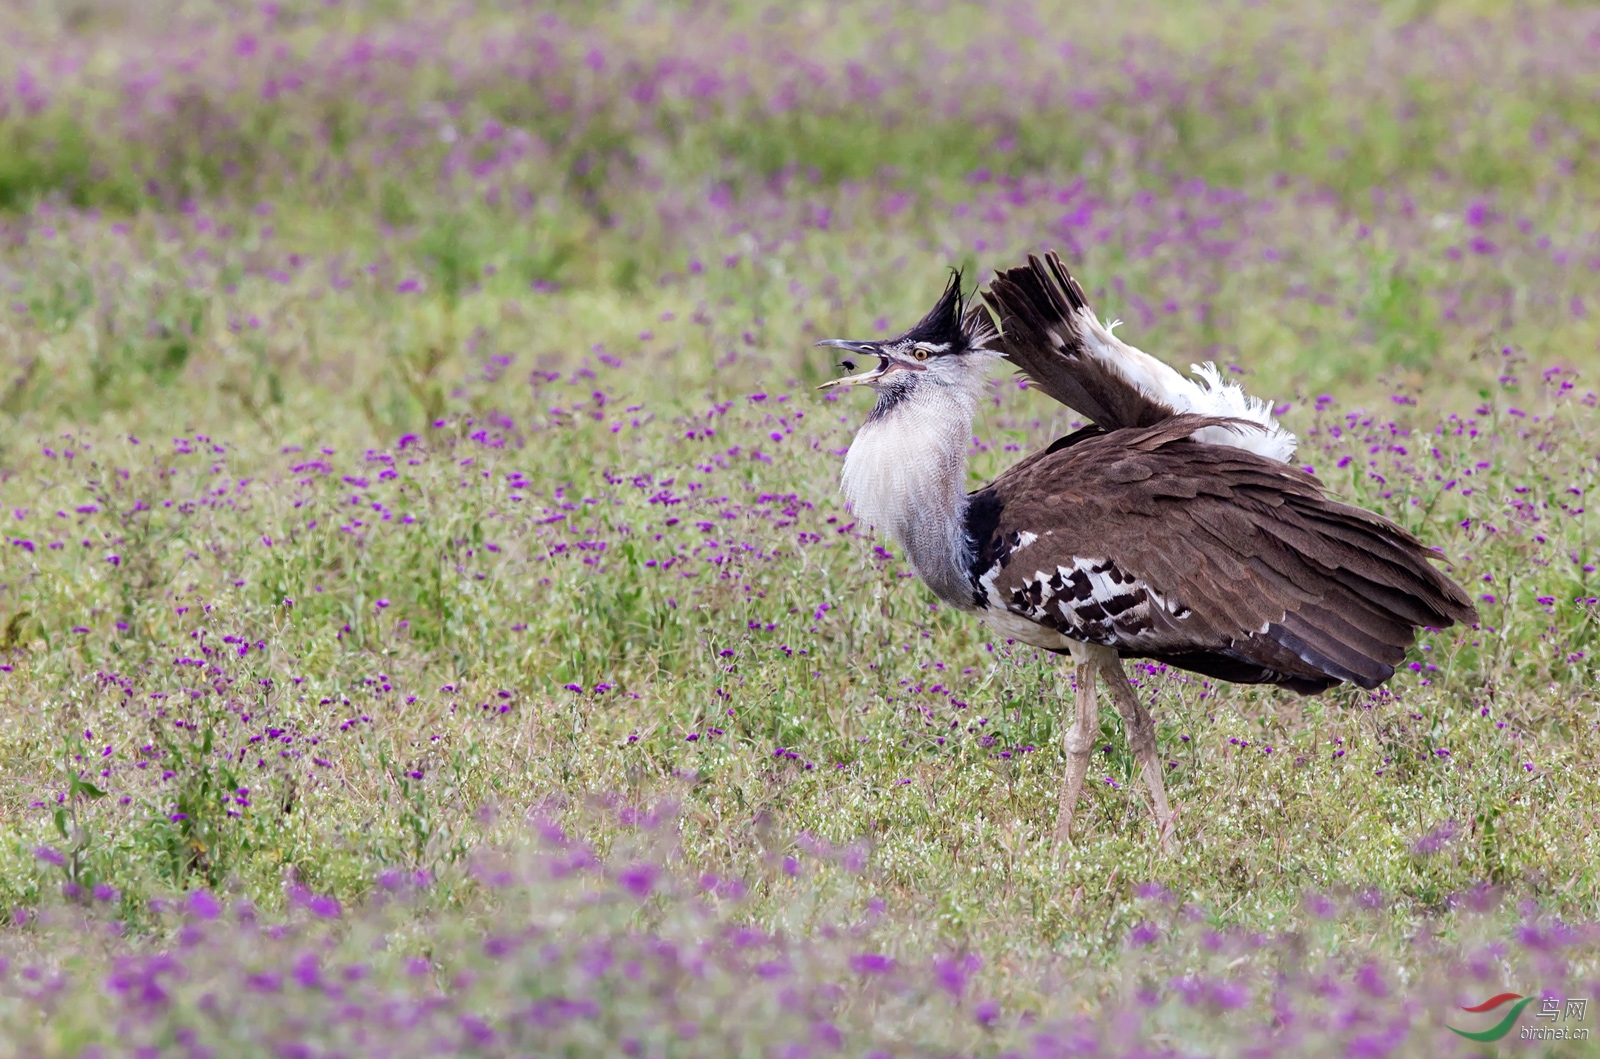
840,362,995,609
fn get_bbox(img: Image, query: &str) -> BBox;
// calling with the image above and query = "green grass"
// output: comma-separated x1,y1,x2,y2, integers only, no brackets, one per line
0,0,1598,1054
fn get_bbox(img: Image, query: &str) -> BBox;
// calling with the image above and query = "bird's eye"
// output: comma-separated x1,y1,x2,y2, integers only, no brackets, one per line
914,347,929,361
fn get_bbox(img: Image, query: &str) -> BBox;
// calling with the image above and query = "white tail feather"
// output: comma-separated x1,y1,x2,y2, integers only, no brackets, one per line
1078,310,1297,463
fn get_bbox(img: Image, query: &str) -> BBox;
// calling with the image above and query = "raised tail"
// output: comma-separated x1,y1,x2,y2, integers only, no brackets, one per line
983,251,1297,463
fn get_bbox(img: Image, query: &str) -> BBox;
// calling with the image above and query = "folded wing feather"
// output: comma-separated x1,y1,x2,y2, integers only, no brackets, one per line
964,417,1476,693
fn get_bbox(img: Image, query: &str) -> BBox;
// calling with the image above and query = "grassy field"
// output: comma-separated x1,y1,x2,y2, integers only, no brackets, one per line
0,0,1598,1054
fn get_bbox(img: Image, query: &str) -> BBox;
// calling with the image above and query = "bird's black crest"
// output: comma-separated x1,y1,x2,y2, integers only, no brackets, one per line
902,268,969,351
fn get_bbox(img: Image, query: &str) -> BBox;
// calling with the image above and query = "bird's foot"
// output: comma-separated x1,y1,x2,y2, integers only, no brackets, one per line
1154,805,1179,855
1052,809,1075,857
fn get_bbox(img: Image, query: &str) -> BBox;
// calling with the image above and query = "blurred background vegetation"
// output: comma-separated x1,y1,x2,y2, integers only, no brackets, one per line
0,0,1593,431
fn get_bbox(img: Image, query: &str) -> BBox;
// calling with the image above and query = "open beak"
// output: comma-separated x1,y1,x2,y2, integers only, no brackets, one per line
815,339,887,390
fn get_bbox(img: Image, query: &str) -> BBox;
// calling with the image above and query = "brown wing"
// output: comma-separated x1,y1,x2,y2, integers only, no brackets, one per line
964,416,1477,693
983,251,1174,429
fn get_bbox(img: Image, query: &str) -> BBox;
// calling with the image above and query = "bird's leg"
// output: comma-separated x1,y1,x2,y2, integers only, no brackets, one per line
1054,660,1100,850
1104,658,1176,853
